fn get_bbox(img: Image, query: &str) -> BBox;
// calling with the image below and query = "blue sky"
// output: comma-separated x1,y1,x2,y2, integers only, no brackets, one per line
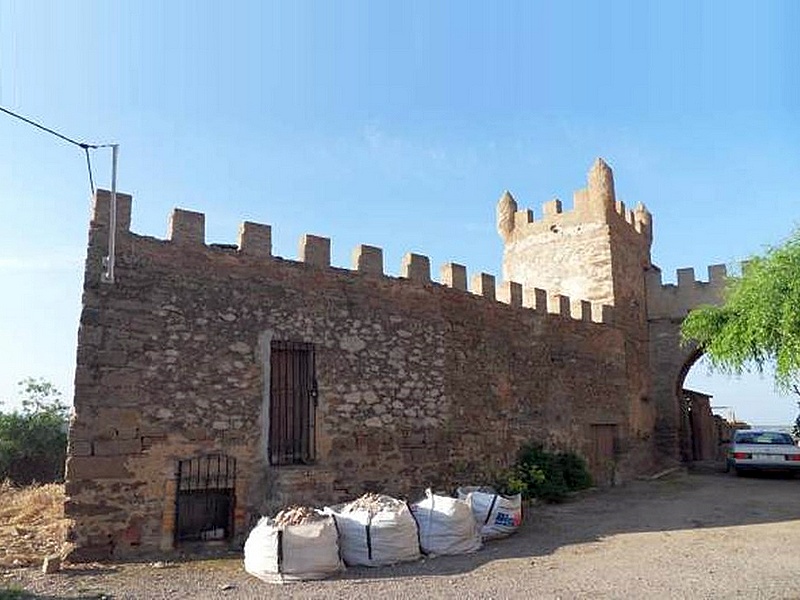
0,1,798,424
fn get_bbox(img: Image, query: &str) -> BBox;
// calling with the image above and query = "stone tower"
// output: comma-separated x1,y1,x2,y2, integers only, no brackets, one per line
497,158,655,435
497,158,652,330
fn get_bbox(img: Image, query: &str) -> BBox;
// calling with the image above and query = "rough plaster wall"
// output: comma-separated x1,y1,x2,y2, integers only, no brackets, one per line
66,204,644,560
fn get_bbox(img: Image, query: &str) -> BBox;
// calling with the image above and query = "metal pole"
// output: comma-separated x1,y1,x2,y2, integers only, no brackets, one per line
104,144,119,283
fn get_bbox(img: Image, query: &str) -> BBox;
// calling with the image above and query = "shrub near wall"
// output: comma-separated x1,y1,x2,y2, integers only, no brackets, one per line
496,444,593,503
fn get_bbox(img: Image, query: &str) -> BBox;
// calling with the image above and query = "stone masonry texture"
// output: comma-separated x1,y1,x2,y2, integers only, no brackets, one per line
65,162,728,561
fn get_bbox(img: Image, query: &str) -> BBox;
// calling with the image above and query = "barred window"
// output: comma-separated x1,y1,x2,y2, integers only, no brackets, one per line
269,341,317,465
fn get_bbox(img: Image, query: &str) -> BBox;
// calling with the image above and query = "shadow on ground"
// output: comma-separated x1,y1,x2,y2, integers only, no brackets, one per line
330,466,800,582
5,466,800,596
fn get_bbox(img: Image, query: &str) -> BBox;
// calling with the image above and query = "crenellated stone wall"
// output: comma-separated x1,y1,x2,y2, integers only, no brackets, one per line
65,159,735,561
66,185,640,560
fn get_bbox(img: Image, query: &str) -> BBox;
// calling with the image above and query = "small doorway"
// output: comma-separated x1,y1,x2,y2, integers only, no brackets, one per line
174,454,237,544
589,424,618,486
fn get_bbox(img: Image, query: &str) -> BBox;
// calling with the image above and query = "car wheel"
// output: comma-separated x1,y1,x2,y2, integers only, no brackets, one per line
734,467,744,477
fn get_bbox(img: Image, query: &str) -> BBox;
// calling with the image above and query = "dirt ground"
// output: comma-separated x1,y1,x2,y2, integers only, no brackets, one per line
4,467,800,599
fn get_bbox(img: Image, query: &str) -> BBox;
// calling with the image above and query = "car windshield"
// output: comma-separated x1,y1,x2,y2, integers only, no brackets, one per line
734,432,795,445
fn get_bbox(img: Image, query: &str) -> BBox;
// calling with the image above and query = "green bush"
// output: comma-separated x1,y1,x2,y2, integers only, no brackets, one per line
0,379,68,485
496,444,593,503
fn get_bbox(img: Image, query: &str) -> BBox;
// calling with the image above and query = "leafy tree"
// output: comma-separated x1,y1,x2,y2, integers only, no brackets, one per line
0,378,69,484
681,230,800,422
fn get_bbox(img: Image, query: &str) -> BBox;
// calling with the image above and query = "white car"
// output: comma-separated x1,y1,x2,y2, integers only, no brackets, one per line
727,429,800,476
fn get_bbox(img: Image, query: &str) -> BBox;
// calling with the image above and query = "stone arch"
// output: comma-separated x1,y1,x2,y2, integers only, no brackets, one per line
645,264,728,462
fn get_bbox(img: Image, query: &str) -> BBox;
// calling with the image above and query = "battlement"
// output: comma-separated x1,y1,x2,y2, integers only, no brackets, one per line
497,158,652,243
646,263,731,319
91,190,614,326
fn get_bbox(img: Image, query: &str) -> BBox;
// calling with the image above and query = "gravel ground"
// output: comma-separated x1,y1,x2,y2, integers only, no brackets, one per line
4,468,800,599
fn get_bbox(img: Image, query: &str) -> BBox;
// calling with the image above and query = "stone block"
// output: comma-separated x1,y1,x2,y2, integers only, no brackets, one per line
470,273,496,301
67,456,132,480
514,209,533,228
580,300,592,322
168,208,205,245
677,267,695,287
400,253,430,283
141,435,166,450
543,198,563,217
67,543,114,562
352,245,383,275
93,438,142,456
498,281,523,307
92,189,132,232
529,288,548,312
237,222,272,257
708,263,727,283
69,440,93,457
556,294,571,317
440,263,467,290
300,234,331,267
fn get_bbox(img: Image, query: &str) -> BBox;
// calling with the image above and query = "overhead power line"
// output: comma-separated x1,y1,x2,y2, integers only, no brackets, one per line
0,104,115,195
0,104,120,283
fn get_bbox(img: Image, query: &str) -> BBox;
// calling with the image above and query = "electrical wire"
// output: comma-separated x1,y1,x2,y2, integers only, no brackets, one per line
84,147,96,195
0,104,96,149
0,104,114,196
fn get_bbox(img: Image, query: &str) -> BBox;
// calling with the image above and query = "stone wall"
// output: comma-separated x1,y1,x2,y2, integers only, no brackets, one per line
497,159,656,440
65,189,644,560
66,158,734,561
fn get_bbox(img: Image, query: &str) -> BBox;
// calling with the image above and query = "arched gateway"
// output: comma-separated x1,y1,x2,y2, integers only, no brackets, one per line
645,265,727,458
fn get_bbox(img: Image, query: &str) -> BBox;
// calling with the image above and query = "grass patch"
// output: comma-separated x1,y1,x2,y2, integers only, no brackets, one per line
0,584,33,599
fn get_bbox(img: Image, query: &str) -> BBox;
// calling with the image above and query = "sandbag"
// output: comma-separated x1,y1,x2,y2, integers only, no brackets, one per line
410,489,482,556
457,486,523,540
324,493,421,567
243,513,344,584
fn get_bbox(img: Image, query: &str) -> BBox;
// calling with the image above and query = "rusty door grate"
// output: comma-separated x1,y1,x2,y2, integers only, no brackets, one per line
174,454,236,543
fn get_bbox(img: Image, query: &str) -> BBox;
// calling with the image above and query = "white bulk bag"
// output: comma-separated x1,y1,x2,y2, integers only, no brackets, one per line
325,496,421,567
457,486,523,540
410,489,482,556
243,515,344,583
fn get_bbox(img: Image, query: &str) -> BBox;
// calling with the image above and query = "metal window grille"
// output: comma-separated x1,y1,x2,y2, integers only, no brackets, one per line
269,340,317,465
174,454,236,544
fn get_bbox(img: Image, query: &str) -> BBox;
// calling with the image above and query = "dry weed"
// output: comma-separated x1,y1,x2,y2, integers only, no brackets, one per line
0,480,69,568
